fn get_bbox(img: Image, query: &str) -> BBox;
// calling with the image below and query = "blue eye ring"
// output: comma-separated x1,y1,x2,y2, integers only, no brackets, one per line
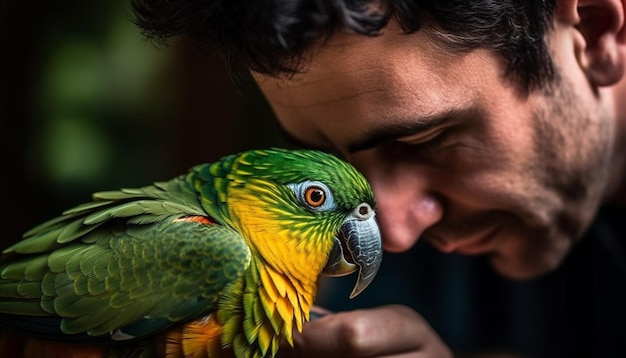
288,181,336,212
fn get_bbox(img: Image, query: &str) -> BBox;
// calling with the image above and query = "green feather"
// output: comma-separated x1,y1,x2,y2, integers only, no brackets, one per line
0,282,22,299
0,300,46,315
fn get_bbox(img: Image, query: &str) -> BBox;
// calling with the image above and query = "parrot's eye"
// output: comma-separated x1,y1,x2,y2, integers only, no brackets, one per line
288,181,336,212
305,187,325,207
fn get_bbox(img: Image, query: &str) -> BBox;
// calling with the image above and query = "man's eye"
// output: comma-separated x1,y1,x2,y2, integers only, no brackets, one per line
378,132,448,160
400,130,450,151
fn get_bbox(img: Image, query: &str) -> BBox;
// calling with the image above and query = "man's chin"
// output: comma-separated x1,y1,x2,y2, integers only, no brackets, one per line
488,250,568,280
486,227,576,280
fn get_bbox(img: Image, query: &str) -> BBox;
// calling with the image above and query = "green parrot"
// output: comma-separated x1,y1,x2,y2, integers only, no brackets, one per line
0,148,382,358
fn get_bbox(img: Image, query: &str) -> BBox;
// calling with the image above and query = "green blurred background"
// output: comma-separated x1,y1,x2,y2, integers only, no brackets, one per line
1,0,289,248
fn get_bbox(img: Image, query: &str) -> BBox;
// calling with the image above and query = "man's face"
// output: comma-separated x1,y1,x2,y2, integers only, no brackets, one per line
255,22,614,279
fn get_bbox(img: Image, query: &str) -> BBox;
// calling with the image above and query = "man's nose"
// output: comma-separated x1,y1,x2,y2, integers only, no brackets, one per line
371,176,444,253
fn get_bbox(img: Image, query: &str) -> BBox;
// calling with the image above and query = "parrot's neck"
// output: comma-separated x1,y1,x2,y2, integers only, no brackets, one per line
257,257,315,329
217,258,317,357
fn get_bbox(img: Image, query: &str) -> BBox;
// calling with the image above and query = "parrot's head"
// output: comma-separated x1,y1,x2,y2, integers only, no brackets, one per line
199,148,383,300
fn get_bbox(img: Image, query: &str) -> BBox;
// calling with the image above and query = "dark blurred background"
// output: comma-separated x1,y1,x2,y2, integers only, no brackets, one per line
1,3,609,358
1,0,288,249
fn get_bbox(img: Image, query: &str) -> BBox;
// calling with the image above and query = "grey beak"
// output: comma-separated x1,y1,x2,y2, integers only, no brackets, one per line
322,203,383,298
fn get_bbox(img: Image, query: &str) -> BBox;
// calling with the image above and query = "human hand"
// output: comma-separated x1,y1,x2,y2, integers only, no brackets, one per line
278,304,453,358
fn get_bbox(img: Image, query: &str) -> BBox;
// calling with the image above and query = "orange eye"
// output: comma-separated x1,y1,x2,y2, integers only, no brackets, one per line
304,187,326,207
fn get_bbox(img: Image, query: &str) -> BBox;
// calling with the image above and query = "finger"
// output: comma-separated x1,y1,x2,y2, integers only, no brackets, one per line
309,305,333,320
289,305,451,357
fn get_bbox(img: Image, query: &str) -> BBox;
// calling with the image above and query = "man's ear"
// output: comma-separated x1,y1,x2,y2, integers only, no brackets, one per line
557,0,626,86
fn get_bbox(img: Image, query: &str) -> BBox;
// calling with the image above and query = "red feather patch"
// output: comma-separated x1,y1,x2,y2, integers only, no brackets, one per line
173,216,217,225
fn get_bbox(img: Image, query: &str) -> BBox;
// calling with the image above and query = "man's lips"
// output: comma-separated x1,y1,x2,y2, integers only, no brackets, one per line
427,227,501,255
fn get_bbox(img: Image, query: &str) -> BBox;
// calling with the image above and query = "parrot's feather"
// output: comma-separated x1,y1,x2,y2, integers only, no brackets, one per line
0,281,24,299
57,218,98,244
274,299,293,330
47,246,86,273
0,300,46,315
0,255,47,281
17,282,43,298
256,321,273,356
258,268,279,303
258,289,276,323
114,317,172,340
61,200,113,215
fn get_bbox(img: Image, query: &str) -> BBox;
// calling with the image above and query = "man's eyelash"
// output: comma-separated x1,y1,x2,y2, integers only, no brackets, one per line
382,131,451,158
418,131,449,150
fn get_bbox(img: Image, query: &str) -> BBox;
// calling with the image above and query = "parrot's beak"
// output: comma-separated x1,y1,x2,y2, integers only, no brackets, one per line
322,203,383,298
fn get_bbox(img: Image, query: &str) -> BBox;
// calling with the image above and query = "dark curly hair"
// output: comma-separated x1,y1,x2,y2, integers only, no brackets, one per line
131,0,557,92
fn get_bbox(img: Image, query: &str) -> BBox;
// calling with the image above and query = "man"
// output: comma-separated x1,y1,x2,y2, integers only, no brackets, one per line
132,0,626,356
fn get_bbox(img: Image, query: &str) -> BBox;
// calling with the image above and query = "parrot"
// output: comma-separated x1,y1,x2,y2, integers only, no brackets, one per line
0,148,382,358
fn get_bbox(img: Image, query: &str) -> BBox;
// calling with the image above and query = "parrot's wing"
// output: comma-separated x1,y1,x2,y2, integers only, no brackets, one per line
0,218,251,342
0,181,251,343
3,179,207,255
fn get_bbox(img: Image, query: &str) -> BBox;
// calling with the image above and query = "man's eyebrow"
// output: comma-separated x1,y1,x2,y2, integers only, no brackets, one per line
347,109,461,153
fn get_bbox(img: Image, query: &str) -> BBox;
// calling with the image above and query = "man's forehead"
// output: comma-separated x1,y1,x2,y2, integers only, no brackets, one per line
254,45,456,125
254,22,498,106
253,24,506,152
